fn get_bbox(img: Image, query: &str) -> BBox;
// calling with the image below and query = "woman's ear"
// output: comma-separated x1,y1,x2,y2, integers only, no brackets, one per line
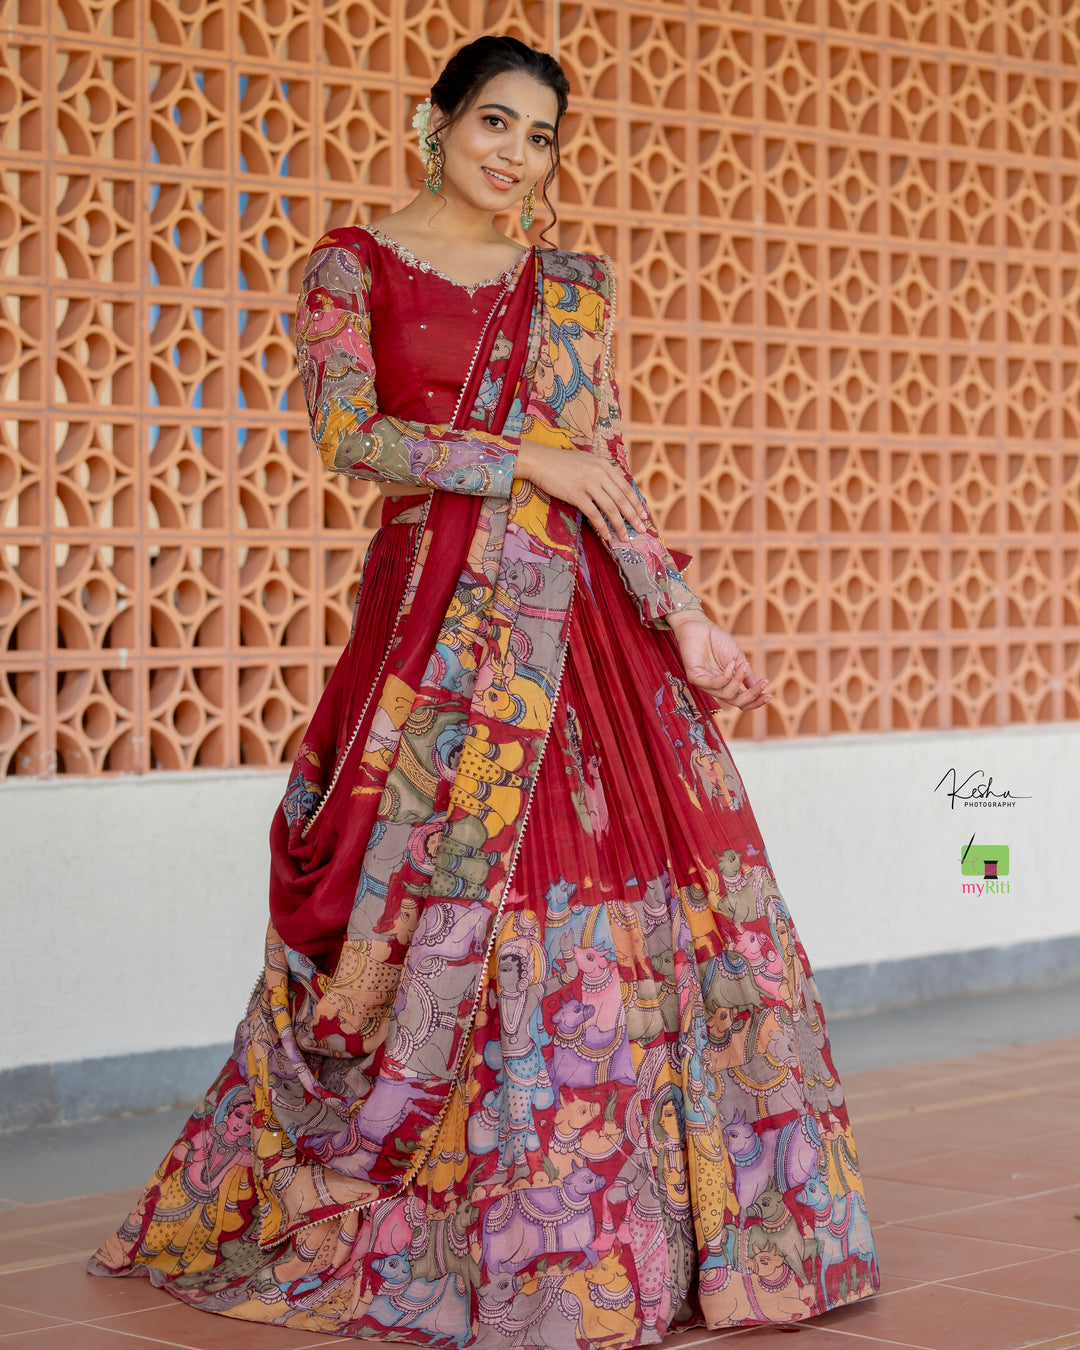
428,105,447,140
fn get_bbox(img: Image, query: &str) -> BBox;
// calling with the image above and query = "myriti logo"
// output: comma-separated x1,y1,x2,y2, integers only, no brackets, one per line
959,831,1011,896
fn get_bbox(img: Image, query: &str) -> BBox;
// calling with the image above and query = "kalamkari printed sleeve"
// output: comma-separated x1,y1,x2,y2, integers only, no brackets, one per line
591,253,705,628
293,232,520,497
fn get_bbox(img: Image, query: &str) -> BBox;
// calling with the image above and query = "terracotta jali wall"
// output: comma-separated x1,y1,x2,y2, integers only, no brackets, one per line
2,0,1078,776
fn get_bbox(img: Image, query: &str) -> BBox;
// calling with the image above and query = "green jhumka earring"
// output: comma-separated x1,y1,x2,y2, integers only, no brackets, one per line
424,138,444,195
414,97,443,195
520,183,536,231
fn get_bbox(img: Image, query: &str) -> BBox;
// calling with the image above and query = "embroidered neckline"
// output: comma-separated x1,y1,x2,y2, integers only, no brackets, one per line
360,224,533,296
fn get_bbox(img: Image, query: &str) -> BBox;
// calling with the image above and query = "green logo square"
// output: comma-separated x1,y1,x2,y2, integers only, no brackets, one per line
960,844,1009,878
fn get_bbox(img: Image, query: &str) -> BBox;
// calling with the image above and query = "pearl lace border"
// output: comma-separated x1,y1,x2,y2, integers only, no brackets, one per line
360,224,532,296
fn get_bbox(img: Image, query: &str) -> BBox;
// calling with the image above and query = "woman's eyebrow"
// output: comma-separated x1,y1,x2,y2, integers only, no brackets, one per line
477,102,555,133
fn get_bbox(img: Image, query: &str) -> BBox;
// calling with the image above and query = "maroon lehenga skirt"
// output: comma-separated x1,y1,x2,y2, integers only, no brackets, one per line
89,492,879,1344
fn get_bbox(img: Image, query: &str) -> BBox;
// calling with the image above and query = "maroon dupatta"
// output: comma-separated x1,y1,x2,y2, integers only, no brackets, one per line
269,246,539,969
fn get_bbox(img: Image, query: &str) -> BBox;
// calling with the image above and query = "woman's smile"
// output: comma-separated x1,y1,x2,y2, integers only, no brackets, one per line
482,165,518,190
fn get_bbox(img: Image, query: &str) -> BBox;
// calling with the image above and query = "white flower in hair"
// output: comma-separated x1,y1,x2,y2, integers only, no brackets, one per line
412,97,433,163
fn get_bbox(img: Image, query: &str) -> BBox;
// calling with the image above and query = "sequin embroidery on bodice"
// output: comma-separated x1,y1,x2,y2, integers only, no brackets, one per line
362,227,530,425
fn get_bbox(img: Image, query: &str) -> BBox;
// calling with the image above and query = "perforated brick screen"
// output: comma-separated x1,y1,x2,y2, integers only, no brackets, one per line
2,0,1077,775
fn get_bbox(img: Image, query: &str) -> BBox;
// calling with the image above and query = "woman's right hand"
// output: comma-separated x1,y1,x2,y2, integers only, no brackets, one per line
514,439,647,544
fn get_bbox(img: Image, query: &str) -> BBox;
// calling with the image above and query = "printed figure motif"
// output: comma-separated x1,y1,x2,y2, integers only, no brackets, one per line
88,41,880,1344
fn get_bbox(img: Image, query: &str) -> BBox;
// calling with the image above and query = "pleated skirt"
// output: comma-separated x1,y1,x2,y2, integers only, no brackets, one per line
88,497,881,1345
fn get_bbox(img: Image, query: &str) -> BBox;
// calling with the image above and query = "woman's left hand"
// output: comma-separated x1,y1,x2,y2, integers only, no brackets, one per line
666,614,772,711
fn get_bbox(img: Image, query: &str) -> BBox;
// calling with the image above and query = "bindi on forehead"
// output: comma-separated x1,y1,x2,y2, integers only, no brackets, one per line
477,101,555,132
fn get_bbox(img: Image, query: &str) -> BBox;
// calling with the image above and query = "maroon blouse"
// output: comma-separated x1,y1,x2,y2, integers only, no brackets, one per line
360,226,530,426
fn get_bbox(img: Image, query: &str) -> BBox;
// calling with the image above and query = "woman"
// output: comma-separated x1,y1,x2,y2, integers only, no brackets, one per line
89,35,880,1345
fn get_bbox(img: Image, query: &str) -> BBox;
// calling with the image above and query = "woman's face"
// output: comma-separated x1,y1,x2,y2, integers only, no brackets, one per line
498,951,523,991
431,70,559,213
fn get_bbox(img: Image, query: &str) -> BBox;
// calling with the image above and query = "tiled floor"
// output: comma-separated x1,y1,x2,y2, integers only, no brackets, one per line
1,1036,1079,1349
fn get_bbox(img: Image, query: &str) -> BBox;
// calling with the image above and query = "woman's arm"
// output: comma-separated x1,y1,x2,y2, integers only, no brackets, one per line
590,257,770,707
294,234,519,497
588,253,705,629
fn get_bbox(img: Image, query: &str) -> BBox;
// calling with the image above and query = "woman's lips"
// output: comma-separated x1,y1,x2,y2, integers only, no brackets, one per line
482,167,517,191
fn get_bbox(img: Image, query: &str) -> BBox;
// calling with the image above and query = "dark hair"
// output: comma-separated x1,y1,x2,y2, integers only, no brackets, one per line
500,951,525,981
424,36,570,248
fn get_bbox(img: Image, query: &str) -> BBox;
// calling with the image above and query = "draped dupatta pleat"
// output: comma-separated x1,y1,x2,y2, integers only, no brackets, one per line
253,247,592,1247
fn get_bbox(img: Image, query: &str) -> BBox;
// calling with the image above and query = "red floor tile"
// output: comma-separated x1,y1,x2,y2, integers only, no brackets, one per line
982,1038,1080,1066
849,1046,1071,1095
722,1326,914,1347
91,1300,364,1347
864,1146,1080,1199
861,1175,999,1224
808,1281,1080,1349
847,1119,953,1171
31,1220,131,1257
0,1303,70,1336
1027,1134,1080,1168
849,1065,1014,1111
0,1259,174,1321
0,1193,140,1242
0,1237,88,1272
0,1327,177,1347
873,1223,1056,1282
640,1327,745,1347
906,1186,1080,1254
947,1251,1080,1312
856,1092,1047,1142
0,1206,135,1261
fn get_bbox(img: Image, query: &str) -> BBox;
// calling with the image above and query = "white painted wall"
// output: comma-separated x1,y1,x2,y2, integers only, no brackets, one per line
1,770,287,1072
736,722,1071,970
1,723,1074,1073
